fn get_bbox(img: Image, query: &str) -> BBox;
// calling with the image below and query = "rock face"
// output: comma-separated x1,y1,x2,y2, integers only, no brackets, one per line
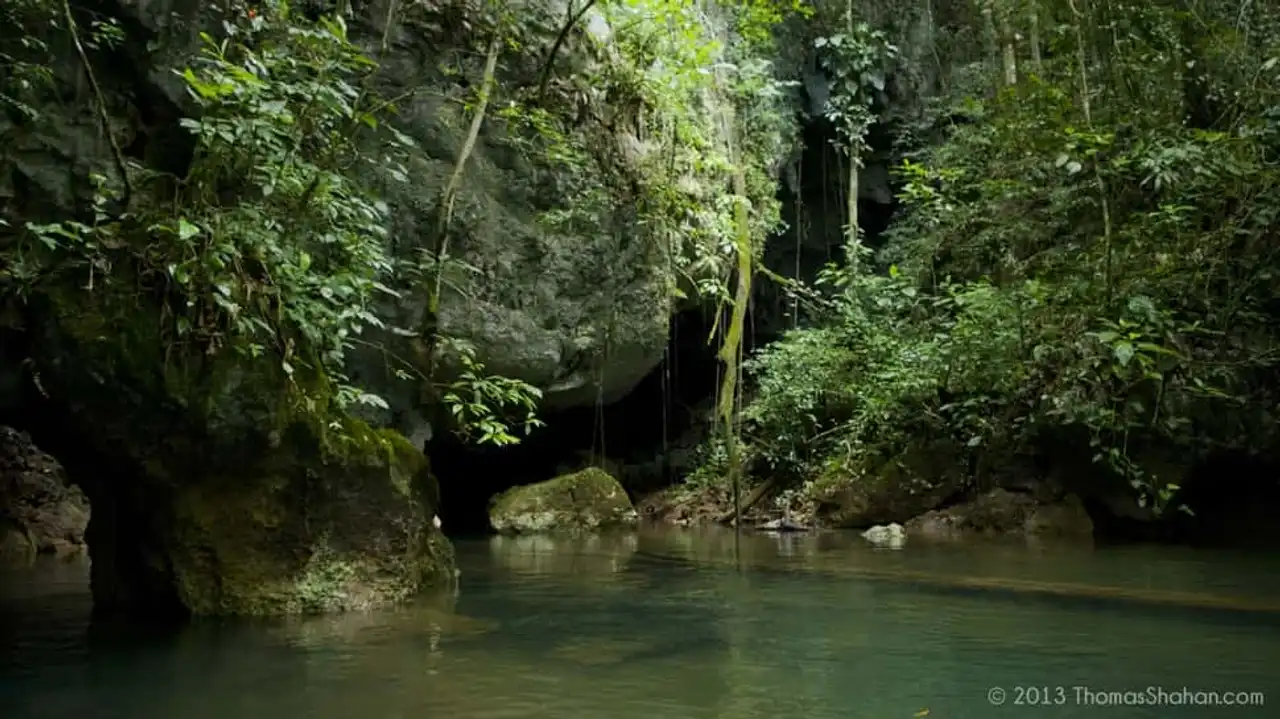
66,400,457,616
4,2,676,424
340,4,708,418
0,426,89,560
905,489,1094,541
489,468,638,533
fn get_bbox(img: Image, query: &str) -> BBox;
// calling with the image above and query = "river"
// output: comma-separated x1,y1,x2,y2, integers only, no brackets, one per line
3,526,1278,718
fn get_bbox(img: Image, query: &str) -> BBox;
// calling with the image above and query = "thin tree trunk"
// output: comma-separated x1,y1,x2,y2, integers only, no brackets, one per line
1067,0,1114,309
1029,0,1043,71
537,0,600,100
792,154,802,328
1000,11,1018,85
845,0,860,266
980,0,1000,87
421,35,502,379
62,0,131,211
713,66,753,529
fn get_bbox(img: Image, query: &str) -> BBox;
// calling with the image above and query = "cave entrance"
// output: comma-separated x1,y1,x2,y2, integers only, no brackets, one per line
428,307,727,535
754,113,899,341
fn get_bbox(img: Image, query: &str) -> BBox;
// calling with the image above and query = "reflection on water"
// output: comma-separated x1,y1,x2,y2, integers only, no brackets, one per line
3,526,1280,718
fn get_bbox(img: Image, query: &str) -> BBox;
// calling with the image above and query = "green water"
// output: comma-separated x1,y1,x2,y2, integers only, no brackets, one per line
3,526,1279,718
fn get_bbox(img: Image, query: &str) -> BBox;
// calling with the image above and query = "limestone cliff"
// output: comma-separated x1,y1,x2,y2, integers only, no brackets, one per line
0,0,791,612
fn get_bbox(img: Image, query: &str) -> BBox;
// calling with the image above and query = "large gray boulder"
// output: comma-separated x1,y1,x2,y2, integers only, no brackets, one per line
489,467,638,533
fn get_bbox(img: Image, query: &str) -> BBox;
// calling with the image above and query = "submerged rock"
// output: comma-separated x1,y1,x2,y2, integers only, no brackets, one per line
0,426,89,560
488,532,638,578
758,517,810,533
905,489,1094,541
489,468,638,533
861,522,906,548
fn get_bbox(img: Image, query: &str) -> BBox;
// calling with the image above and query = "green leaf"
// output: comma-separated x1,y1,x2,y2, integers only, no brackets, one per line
1114,342,1135,367
178,219,200,241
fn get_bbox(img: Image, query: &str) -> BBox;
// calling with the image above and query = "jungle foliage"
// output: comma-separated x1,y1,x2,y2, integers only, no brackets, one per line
726,0,1280,512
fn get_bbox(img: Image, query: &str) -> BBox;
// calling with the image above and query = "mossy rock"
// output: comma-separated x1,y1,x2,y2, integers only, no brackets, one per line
809,440,968,529
488,468,638,534
169,424,455,615
16,283,455,615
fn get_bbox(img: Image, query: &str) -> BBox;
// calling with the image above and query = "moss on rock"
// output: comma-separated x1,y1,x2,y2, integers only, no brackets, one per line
489,467,637,534
168,419,454,615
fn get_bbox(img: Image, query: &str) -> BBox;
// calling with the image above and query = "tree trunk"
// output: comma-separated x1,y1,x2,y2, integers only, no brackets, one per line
845,0,860,266
1067,0,1114,310
421,34,502,382
1029,0,1042,71
981,0,1000,86
999,9,1018,86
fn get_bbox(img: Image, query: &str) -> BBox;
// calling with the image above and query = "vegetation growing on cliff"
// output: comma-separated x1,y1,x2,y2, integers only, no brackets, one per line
690,0,1280,520
2,0,807,460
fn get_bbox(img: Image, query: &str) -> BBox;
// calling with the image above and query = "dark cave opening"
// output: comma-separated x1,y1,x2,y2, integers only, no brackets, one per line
1081,452,1280,549
755,114,900,342
428,307,727,536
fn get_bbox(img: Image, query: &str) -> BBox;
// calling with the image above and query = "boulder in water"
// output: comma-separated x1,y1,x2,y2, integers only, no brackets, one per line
758,517,810,532
862,522,906,548
489,468,638,533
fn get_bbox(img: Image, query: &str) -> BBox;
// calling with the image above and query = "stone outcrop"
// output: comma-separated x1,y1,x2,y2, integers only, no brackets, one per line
810,440,968,528
905,489,1094,541
489,467,638,533
73,398,454,615
0,426,89,560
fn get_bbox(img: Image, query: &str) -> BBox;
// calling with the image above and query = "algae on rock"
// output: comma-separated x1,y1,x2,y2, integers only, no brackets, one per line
489,467,637,533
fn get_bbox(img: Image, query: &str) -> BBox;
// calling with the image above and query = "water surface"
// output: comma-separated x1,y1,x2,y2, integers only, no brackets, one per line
2,527,1278,718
